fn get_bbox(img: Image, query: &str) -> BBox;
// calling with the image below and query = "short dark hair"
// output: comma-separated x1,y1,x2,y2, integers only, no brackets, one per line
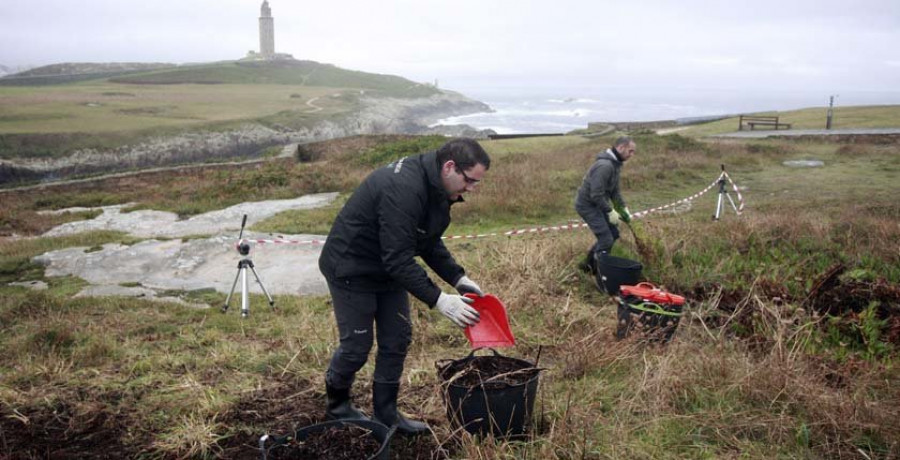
614,136,634,149
436,138,491,171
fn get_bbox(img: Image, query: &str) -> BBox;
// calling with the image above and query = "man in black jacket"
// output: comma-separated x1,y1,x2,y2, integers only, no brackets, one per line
318,138,490,434
575,136,635,271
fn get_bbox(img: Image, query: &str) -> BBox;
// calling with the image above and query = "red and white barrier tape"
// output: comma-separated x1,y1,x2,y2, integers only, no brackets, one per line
630,173,723,219
237,237,327,247
722,171,745,214
238,171,743,247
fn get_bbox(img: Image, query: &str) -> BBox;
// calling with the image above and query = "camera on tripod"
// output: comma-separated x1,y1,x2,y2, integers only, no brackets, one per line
712,164,740,221
223,214,275,318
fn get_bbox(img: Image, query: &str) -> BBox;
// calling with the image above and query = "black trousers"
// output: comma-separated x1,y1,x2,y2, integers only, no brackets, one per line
590,222,620,255
576,203,620,254
325,281,412,389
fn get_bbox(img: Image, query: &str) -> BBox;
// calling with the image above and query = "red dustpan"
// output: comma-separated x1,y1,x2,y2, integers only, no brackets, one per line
463,293,516,348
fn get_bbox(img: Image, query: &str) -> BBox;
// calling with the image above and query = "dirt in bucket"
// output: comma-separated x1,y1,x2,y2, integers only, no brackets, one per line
267,424,381,460
440,356,540,389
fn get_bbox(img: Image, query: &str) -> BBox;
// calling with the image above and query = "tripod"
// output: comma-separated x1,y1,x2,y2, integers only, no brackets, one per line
223,214,275,318
713,164,740,221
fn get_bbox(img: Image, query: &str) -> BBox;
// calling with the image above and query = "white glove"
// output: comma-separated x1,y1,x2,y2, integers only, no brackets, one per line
455,275,484,297
607,209,620,225
435,292,480,327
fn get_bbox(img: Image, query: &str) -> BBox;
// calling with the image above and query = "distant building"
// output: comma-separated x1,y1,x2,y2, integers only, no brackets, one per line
245,1,293,61
259,1,275,58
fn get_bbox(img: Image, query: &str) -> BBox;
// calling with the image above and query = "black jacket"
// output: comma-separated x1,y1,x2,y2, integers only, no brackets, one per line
574,149,626,215
318,151,466,306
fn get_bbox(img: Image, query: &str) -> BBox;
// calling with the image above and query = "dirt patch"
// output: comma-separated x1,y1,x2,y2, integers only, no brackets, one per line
805,263,900,345
0,389,142,459
218,377,324,459
392,435,452,460
806,264,900,313
685,265,900,349
218,378,454,459
267,424,382,459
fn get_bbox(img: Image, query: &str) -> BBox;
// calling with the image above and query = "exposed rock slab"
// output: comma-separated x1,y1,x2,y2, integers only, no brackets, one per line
42,193,338,238
31,194,338,302
34,233,327,300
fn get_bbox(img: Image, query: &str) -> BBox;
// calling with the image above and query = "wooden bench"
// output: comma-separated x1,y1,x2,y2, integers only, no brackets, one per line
738,115,792,131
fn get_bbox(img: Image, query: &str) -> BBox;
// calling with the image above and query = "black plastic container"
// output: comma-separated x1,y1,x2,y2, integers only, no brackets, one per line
616,298,683,342
595,254,643,295
259,419,396,460
436,349,541,438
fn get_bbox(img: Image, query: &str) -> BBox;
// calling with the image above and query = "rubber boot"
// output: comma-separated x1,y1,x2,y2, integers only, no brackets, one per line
372,382,428,435
578,250,594,273
326,383,369,421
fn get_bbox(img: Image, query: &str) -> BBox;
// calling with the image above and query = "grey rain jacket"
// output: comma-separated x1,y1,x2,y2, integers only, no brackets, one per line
318,150,466,307
574,149,627,249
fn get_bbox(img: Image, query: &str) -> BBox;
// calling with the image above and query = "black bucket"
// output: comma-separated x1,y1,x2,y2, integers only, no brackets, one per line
259,419,396,460
616,298,683,342
436,348,541,438
595,254,643,295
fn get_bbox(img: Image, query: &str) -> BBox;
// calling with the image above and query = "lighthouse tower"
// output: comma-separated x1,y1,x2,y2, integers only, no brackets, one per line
259,1,275,58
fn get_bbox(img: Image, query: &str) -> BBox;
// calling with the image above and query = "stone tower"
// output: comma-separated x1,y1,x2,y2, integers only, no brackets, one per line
259,1,275,58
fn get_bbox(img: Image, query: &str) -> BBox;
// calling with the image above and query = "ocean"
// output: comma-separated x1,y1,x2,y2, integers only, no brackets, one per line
434,85,900,134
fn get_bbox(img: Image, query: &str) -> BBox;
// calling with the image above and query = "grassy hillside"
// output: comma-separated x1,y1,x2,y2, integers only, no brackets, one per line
110,60,439,98
1,131,898,458
0,83,356,162
0,83,350,135
0,60,443,161
0,62,177,86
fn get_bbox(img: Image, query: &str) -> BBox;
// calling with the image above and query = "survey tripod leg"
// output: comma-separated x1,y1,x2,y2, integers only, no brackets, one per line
222,259,276,318
248,262,275,308
223,262,243,313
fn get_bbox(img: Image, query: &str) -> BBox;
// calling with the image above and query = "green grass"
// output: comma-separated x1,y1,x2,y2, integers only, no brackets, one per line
252,195,349,235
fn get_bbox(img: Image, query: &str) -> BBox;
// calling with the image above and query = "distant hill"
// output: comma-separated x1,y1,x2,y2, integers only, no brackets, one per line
12,62,176,77
108,60,440,98
0,62,177,86
0,64,11,77
0,60,440,98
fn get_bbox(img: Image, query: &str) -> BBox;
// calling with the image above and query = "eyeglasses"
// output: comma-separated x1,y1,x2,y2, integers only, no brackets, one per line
455,166,481,185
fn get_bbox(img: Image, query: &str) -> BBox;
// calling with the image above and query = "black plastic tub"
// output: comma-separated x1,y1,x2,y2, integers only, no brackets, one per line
436,348,541,438
259,419,396,460
595,254,643,295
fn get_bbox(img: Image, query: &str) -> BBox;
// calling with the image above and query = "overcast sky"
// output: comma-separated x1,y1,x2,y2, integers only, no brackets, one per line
2,0,899,97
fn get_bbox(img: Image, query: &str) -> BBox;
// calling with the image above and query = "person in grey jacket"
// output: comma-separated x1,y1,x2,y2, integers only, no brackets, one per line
575,136,636,271
318,138,489,434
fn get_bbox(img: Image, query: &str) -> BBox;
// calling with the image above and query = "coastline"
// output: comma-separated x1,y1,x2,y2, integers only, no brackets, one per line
432,87,900,134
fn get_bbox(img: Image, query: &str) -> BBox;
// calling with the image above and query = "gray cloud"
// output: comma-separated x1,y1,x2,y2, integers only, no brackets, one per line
1,0,898,94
